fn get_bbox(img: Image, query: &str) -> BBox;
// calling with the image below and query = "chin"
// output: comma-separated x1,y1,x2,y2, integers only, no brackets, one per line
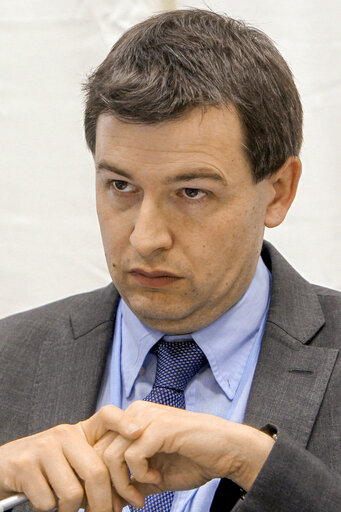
124,293,193,322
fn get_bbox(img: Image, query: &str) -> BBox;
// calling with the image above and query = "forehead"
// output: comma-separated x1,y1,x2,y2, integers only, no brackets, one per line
95,106,248,168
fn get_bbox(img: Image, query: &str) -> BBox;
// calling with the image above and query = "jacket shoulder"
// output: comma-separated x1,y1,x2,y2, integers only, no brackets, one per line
0,283,116,344
313,284,341,345
313,283,341,300
312,283,341,322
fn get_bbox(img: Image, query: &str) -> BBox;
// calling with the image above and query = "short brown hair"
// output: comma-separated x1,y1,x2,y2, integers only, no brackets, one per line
83,9,303,182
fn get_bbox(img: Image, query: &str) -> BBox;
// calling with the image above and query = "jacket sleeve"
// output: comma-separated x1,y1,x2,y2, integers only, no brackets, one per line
232,428,341,512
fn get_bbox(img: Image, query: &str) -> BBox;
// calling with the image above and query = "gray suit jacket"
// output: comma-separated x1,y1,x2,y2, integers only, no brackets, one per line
1,242,341,511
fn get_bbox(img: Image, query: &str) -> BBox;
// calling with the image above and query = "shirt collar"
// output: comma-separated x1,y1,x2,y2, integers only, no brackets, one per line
121,301,163,398
121,256,271,400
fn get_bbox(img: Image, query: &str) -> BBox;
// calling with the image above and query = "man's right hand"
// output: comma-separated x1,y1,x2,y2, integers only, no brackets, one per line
0,406,142,512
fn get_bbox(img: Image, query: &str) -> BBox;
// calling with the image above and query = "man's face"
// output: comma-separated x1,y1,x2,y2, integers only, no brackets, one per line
95,107,274,333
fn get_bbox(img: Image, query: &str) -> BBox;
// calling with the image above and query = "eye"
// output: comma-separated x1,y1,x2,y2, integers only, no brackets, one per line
111,180,136,193
181,188,207,200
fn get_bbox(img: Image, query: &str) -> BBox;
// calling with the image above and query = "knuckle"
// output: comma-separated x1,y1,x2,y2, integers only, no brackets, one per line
53,423,72,436
34,434,53,452
122,411,139,427
61,485,84,505
103,448,112,465
103,445,119,467
87,462,108,482
103,448,122,471
99,404,115,422
125,444,140,462
124,449,135,466
29,494,56,512
126,401,143,415
11,451,37,471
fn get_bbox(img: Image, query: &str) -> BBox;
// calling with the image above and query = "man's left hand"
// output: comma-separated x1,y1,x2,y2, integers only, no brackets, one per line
96,402,275,509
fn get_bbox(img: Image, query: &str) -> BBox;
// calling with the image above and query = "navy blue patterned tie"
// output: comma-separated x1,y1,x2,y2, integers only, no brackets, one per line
129,338,207,512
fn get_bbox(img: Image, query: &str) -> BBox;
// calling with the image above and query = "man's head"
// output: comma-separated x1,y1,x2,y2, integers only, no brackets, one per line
84,9,302,333
84,8,302,182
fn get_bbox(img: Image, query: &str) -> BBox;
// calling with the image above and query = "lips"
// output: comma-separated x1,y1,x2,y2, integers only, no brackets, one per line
129,268,182,287
131,268,179,278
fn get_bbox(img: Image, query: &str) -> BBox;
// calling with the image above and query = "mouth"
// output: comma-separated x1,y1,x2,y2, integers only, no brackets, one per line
129,268,182,288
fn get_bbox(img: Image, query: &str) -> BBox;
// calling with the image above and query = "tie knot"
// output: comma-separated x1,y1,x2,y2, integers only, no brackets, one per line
152,338,207,392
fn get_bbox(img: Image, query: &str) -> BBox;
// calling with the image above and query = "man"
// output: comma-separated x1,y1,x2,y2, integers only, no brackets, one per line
0,8,340,512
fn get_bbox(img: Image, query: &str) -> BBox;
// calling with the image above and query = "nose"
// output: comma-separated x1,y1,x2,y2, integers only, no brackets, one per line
129,199,173,257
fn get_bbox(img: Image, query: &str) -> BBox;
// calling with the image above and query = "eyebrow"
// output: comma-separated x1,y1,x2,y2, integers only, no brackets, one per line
96,162,133,180
96,161,227,185
164,171,226,185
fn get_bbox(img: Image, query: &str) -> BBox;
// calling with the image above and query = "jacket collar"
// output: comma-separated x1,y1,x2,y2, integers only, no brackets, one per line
69,282,119,339
261,241,325,343
244,241,337,446
28,284,119,434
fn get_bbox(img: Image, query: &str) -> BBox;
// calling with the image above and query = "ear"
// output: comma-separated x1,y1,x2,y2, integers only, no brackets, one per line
264,156,302,228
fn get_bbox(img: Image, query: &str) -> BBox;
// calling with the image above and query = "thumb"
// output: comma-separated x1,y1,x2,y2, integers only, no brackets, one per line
78,405,143,446
93,431,117,457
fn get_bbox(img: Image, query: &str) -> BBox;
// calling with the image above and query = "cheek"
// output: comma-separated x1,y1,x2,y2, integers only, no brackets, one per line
97,204,127,261
187,206,261,267
181,219,237,272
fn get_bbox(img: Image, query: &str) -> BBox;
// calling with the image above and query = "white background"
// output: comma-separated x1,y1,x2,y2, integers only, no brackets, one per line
1,0,340,318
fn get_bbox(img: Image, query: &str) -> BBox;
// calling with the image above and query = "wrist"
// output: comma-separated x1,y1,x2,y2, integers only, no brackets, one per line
226,424,276,492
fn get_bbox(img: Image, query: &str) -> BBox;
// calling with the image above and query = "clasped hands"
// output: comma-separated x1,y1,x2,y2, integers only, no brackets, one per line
0,402,274,512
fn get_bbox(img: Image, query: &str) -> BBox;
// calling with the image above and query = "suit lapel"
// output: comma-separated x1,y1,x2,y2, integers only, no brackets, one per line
244,322,338,444
244,242,338,445
28,284,119,434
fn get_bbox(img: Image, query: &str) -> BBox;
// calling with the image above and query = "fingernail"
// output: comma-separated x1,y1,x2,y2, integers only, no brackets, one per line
126,423,141,435
131,499,144,509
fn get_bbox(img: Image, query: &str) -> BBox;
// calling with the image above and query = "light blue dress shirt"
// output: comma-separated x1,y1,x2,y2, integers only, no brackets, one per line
97,257,271,511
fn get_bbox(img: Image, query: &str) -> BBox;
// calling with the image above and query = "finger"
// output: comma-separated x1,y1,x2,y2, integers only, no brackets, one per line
112,490,127,512
132,480,163,498
93,433,126,512
86,485,126,512
78,406,123,446
126,455,161,485
57,427,112,512
79,406,142,446
124,432,163,484
19,468,57,512
41,449,84,512
103,436,144,509
93,430,118,458
93,430,135,512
